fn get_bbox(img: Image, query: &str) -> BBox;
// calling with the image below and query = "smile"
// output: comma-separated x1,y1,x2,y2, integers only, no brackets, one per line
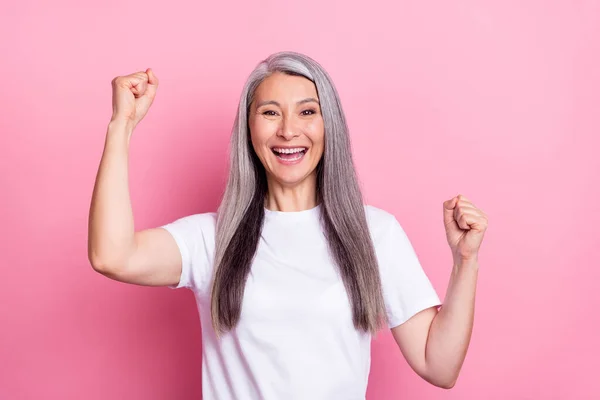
271,147,308,164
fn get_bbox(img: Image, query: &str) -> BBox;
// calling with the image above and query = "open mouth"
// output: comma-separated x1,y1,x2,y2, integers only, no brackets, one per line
271,147,308,162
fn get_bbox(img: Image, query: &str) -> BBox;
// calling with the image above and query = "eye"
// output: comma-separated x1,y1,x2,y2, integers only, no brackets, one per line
262,110,278,116
301,109,317,116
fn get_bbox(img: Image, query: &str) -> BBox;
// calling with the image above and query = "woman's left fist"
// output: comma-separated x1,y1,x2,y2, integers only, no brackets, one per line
443,194,488,264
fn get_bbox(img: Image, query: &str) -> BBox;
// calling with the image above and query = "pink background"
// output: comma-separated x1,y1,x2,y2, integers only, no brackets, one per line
1,0,599,399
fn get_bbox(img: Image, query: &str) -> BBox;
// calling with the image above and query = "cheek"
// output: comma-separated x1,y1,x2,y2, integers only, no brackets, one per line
249,119,275,153
251,118,277,140
306,119,325,149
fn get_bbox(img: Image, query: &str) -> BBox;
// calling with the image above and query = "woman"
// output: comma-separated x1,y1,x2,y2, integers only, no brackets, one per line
89,51,488,399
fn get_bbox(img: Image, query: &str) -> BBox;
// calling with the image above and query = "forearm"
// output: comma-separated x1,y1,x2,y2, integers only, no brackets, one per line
425,259,479,387
88,119,136,271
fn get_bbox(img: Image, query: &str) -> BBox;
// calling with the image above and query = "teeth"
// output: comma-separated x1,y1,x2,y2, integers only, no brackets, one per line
276,152,304,161
273,147,306,154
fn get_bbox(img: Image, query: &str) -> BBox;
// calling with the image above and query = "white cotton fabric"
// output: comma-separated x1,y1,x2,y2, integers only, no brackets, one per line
161,204,441,400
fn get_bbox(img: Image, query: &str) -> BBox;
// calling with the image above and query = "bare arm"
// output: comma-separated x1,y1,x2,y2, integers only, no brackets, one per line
87,69,182,287
391,195,487,388
391,260,478,389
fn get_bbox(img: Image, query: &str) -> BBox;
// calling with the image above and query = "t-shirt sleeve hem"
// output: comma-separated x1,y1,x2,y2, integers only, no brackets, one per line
161,225,191,290
387,296,443,329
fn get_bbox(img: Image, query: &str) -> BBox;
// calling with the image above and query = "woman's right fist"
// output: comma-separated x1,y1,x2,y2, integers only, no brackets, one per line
111,68,159,128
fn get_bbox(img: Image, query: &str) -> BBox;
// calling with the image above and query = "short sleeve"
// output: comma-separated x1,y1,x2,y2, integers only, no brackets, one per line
160,213,217,292
369,207,442,328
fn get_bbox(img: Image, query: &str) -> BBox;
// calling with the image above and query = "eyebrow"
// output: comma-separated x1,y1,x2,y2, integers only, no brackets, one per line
255,98,320,108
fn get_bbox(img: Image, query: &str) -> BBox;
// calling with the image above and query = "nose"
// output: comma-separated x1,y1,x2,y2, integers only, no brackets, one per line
276,113,300,140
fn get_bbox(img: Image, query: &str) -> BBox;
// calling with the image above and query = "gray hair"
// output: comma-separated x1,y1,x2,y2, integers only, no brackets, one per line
211,51,387,336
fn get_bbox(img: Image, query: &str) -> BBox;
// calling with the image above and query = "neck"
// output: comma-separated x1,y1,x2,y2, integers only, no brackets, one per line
264,172,319,212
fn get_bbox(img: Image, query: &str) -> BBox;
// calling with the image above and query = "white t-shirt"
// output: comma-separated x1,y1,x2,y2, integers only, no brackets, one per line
161,204,441,400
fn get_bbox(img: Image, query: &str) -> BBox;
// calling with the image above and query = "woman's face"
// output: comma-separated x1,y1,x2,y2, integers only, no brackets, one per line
248,72,325,187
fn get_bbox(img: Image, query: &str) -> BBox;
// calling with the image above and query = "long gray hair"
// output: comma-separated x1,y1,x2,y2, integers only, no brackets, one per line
211,51,387,336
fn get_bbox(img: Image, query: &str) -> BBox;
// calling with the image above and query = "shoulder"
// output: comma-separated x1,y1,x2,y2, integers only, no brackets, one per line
170,211,217,226
188,212,218,229
162,212,218,239
363,204,415,251
364,204,400,238
364,204,396,223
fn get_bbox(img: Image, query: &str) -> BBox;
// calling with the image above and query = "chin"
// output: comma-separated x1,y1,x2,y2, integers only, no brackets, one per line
273,172,309,186
269,167,316,187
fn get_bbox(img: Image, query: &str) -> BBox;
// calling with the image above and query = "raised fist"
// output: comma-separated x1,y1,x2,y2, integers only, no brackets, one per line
110,68,159,128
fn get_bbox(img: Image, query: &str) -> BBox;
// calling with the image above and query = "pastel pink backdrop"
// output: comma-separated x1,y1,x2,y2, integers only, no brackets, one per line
1,1,598,399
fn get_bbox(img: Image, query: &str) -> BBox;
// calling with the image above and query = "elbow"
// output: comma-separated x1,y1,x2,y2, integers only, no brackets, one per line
423,371,458,390
439,378,457,390
87,237,131,276
88,249,123,276
434,374,458,390
88,252,110,274
88,237,106,273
